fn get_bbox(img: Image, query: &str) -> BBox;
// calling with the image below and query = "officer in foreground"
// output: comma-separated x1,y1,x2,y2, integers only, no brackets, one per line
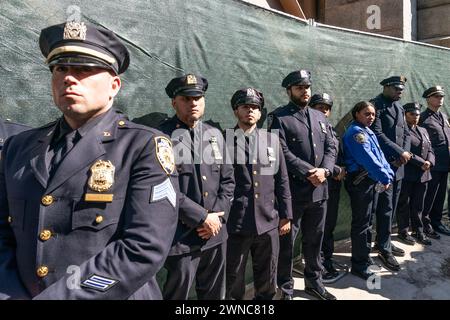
369,76,411,266
310,93,345,281
397,103,434,246
159,74,235,300
0,21,178,299
344,101,395,280
226,88,292,300
419,86,450,237
269,70,336,300
0,118,30,150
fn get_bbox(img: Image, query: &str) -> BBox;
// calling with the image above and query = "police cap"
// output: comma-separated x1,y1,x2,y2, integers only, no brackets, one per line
282,69,312,88
230,87,264,110
39,21,130,75
309,93,333,108
165,74,208,98
422,86,445,98
403,102,422,115
379,75,407,89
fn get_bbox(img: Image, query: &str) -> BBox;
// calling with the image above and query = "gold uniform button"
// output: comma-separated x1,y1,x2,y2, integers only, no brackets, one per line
313,143,316,147
118,120,126,126
255,193,259,199
36,266,49,278
253,170,258,175
41,195,54,206
202,175,207,181
39,230,52,241
254,182,259,187
203,192,209,197
7,216,12,223
95,215,104,224
252,159,257,164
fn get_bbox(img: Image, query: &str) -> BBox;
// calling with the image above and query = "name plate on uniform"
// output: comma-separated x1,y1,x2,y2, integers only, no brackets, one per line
84,193,114,202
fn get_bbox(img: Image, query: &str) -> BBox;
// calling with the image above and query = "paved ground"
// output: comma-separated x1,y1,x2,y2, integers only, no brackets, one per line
246,222,450,300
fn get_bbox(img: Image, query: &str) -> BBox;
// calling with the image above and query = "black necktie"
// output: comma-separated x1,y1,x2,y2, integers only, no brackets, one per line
49,130,77,177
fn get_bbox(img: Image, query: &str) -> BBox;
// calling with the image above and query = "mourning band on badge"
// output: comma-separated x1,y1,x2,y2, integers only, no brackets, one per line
267,147,276,162
210,136,223,160
354,133,366,144
319,121,327,134
155,136,175,175
85,160,115,202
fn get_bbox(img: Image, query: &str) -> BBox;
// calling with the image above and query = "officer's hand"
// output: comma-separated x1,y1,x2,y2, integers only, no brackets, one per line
307,168,327,187
197,211,224,239
279,218,291,236
333,167,346,181
421,161,431,171
399,152,412,164
383,183,391,191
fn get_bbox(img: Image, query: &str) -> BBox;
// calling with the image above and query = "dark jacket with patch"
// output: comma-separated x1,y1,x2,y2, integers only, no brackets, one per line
0,108,178,299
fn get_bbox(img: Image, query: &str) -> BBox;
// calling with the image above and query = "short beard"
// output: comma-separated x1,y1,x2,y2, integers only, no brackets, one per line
291,95,308,108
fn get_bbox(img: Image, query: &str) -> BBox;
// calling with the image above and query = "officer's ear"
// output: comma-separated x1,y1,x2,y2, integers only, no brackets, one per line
109,74,121,100
171,98,177,110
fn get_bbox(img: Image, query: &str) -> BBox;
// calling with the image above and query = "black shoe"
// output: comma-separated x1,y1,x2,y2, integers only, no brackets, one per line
351,268,375,280
412,232,432,246
391,244,405,257
378,252,400,271
424,227,441,239
397,232,415,245
280,293,293,300
433,224,450,236
304,286,337,300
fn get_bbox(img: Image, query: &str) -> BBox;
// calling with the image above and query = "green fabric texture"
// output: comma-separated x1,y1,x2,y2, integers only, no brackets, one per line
1,0,449,244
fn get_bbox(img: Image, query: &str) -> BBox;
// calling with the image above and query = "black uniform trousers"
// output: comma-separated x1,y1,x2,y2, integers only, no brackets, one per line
397,181,428,233
226,228,279,300
163,242,226,300
371,179,401,253
277,199,326,295
322,179,341,261
423,171,448,230
345,175,376,271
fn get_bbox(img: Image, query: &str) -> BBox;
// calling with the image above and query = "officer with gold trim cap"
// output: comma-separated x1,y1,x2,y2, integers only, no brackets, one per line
158,73,235,300
0,21,178,299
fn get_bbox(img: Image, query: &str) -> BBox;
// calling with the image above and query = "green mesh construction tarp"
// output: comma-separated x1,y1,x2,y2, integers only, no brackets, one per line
1,0,450,242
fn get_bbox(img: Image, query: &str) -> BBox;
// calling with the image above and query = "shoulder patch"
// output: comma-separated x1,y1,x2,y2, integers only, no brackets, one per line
353,133,366,144
155,136,175,174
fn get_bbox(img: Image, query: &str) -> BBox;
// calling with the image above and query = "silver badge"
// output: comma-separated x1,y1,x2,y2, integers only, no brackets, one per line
267,147,276,162
319,121,327,133
63,21,87,40
209,137,223,160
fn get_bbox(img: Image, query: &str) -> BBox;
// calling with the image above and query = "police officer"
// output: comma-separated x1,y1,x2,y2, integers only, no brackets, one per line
309,93,345,281
0,118,30,150
269,70,336,300
369,76,411,264
225,88,292,300
419,86,450,237
396,103,434,246
0,21,178,299
343,101,395,279
159,74,235,300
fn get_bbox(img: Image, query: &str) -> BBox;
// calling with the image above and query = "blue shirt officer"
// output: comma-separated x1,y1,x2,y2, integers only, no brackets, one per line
343,101,396,279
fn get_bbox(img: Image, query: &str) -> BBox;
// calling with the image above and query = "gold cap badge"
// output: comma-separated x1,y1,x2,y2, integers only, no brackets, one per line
63,21,87,40
186,74,197,85
88,160,115,192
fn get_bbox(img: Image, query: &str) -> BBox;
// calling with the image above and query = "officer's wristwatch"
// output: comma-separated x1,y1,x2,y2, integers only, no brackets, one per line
323,168,331,177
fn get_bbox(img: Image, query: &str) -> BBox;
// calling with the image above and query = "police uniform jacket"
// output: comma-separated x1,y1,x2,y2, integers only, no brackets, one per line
0,108,178,299
370,94,411,180
343,121,394,185
0,118,30,150
159,116,235,255
269,102,336,203
329,124,344,179
404,125,435,183
227,128,292,235
419,108,450,172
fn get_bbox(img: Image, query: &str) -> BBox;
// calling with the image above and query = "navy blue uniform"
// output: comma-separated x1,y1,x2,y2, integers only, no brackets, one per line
419,108,450,230
269,102,336,295
0,118,30,149
159,116,235,300
0,108,178,299
322,124,343,262
343,121,394,272
226,128,292,300
397,125,434,234
370,94,410,253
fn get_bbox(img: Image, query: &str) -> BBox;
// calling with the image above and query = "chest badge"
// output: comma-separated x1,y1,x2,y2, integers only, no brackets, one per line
210,136,223,161
88,160,115,192
267,147,276,162
319,121,327,134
